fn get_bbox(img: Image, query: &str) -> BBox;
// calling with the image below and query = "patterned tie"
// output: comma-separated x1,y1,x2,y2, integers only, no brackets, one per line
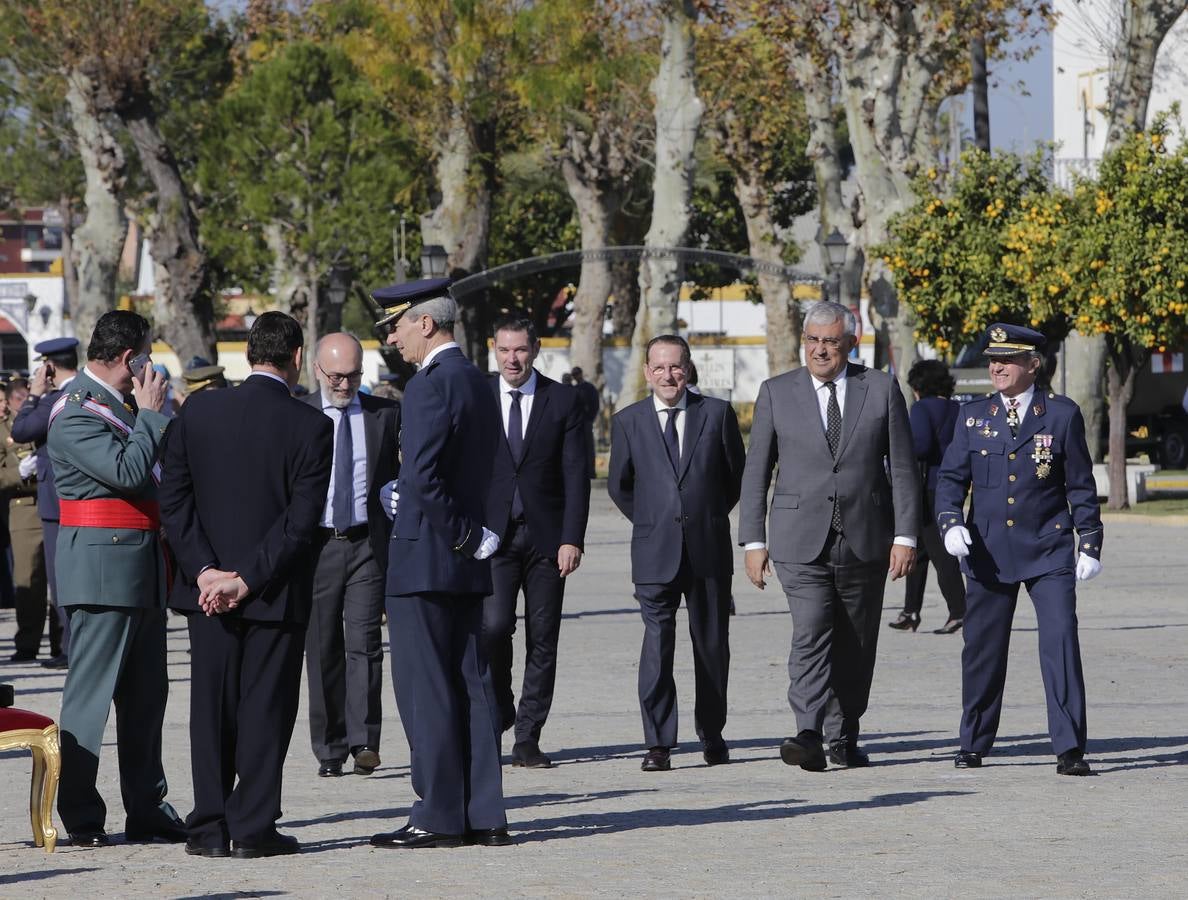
663,407,680,474
825,382,842,532
332,408,354,531
508,390,524,518
1007,398,1020,438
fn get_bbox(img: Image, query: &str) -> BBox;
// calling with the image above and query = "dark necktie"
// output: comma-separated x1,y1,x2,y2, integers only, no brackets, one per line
508,390,524,519
825,381,842,532
663,407,680,474
332,408,354,531
1007,398,1020,438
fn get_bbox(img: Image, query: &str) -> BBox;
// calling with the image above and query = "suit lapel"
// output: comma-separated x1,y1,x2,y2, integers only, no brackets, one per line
791,369,832,458
677,392,707,483
520,373,549,468
836,364,868,461
1012,390,1048,449
639,398,677,481
362,399,381,492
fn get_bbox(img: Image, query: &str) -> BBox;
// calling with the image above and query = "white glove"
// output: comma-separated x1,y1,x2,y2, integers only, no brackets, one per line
473,526,501,560
379,480,399,520
18,454,37,479
943,525,972,558
1075,554,1102,581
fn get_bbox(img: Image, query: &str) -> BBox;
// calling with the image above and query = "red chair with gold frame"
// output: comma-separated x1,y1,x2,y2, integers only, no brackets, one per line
0,706,61,852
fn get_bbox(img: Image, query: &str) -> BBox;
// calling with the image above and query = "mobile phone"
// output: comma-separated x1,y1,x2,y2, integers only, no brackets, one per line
44,360,55,378
129,353,150,379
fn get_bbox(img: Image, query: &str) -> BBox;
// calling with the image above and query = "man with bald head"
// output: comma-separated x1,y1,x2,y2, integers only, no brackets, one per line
303,332,401,778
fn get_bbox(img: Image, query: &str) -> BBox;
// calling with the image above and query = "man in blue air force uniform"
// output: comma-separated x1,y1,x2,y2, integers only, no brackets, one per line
935,323,1102,776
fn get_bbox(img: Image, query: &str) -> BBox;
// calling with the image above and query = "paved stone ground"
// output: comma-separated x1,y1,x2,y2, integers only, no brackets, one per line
1,488,1186,898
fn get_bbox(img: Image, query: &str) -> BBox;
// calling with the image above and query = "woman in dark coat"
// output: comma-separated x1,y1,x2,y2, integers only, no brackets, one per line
888,359,967,633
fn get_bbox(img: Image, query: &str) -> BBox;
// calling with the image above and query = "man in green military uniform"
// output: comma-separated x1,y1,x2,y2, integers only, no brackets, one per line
46,310,185,847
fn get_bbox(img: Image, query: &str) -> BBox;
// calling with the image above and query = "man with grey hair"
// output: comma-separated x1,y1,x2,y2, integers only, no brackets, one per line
739,300,920,771
303,333,401,779
366,278,509,849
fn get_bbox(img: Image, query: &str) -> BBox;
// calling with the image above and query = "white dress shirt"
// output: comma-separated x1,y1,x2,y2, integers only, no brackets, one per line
500,370,537,439
1000,384,1036,427
421,341,459,369
652,390,688,456
319,391,368,528
83,366,127,405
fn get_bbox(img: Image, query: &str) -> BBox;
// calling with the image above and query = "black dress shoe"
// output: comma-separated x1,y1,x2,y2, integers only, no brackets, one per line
827,741,870,768
641,747,671,772
40,654,69,669
67,831,109,848
125,817,188,843
933,618,964,634
231,831,300,858
1056,749,1092,776
318,761,344,777
954,750,983,768
702,738,730,766
185,839,230,858
370,825,463,849
466,826,513,847
353,748,381,775
780,731,826,771
887,611,921,632
7,650,37,663
511,741,553,769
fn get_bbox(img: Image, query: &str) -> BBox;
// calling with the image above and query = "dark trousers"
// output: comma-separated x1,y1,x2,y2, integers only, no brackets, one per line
43,518,71,657
388,592,506,835
634,550,731,750
902,491,966,618
774,531,886,745
58,606,176,834
305,531,384,764
11,500,56,656
482,519,566,744
960,570,1087,757
185,613,306,847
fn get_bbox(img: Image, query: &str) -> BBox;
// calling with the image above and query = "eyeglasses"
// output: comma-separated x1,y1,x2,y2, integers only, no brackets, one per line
374,321,396,338
804,335,845,349
318,365,363,386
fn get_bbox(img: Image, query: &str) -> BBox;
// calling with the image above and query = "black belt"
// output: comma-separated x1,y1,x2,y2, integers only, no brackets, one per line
319,524,369,541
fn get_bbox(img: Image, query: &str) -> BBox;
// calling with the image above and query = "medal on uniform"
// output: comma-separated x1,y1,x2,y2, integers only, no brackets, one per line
1033,403,1042,417
989,404,999,416
1032,433,1053,478
966,417,975,427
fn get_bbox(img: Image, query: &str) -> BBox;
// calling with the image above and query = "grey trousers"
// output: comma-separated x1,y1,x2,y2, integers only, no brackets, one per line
304,531,385,764
774,531,887,745
57,605,177,834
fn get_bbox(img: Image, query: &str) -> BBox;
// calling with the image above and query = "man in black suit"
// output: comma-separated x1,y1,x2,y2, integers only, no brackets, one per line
483,315,590,769
160,312,332,859
366,279,509,850
304,333,400,779
570,366,600,477
608,334,746,771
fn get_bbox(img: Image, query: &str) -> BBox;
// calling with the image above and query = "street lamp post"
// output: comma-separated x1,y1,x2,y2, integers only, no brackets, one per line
823,227,848,304
420,244,449,279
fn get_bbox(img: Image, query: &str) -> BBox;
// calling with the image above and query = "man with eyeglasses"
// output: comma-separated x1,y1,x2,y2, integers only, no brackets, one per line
303,332,401,779
740,301,920,771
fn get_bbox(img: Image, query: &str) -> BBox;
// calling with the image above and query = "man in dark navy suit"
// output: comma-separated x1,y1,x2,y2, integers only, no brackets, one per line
936,323,1102,776
160,312,333,858
366,279,509,850
483,314,590,769
608,334,746,772
12,336,81,668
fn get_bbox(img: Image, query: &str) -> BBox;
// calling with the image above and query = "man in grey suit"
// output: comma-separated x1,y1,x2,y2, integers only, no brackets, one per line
304,333,400,778
739,302,919,770
609,335,746,772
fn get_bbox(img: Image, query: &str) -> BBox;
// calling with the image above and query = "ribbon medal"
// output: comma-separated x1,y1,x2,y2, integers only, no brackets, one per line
1032,433,1054,479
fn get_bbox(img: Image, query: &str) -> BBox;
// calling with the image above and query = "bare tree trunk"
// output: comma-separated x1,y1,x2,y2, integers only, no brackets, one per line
561,158,617,386
420,107,494,361
264,222,302,316
1106,354,1139,510
120,104,215,363
611,258,639,339
622,0,702,407
972,33,990,151
57,194,79,319
733,170,800,375
1104,0,1186,152
64,69,127,354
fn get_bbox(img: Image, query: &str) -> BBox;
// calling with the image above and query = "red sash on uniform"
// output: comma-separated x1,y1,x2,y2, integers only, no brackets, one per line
58,497,161,530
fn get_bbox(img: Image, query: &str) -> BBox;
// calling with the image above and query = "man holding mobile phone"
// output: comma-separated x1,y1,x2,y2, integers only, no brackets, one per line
12,337,81,668
46,311,184,848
